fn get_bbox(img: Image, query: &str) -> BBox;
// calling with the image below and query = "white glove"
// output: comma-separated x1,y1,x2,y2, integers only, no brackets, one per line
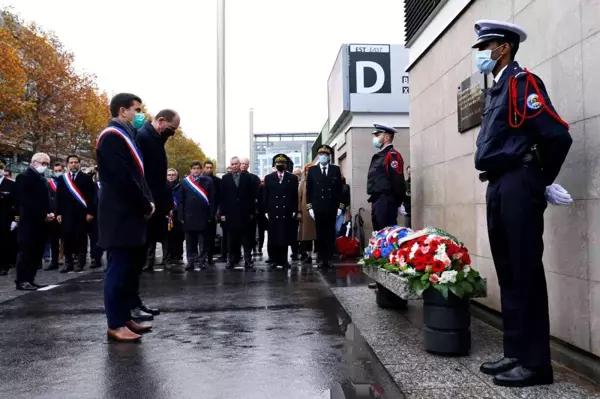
265,213,269,220
337,209,342,217
10,221,17,231
309,209,315,220
292,212,296,218
545,183,573,206
399,205,407,215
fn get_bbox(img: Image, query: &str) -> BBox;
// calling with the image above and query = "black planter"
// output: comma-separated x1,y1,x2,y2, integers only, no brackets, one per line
422,287,471,356
375,283,408,310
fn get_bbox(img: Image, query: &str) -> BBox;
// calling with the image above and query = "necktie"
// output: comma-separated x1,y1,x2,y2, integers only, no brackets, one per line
72,173,76,180
279,173,283,183
322,167,326,176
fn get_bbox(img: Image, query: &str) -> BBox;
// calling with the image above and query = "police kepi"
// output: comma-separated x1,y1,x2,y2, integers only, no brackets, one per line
472,20,573,387
367,124,406,231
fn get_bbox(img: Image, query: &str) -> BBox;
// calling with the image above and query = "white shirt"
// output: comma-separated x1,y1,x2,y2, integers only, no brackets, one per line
319,163,329,176
0,176,4,185
494,65,508,83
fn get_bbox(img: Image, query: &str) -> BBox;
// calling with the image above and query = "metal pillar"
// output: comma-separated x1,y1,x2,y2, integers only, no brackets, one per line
216,0,226,173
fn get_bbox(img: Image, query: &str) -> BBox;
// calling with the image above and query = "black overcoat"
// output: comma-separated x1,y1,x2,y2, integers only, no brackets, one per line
56,171,96,234
177,176,216,232
263,171,298,246
219,172,256,232
13,167,51,244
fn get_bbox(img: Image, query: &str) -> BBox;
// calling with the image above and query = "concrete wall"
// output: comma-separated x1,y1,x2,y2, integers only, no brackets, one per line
409,0,600,355
333,127,410,236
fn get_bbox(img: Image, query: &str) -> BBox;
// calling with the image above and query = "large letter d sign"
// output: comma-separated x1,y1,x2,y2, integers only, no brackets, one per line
356,61,385,94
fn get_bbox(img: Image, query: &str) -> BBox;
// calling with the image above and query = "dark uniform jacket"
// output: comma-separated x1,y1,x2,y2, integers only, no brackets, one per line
306,164,343,214
56,171,96,234
476,61,572,185
14,167,51,244
244,171,261,214
219,172,256,232
367,145,406,205
96,118,153,249
263,171,298,246
205,174,221,216
0,177,15,236
177,175,216,232
136,122,172,242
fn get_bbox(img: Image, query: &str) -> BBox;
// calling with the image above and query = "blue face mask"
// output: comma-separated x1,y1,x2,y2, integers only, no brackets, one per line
318,154,329,164
475,44,505,75
132,113,146,129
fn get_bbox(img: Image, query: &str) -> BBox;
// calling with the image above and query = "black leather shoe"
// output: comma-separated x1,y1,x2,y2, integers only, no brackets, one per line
480,357,519,375
0,269,8,276
244,262,255,271
225,263,235,270
185,264,195,271
493,365,553,387
140,303,160,316
142,266,154,273
29,281,48,289
16,282,38,291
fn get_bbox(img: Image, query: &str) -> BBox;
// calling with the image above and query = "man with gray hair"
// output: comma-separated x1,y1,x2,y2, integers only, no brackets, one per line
240,157,261,258
13,153,54,290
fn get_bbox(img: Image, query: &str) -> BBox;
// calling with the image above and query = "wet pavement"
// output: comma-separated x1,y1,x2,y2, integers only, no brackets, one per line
0,257,403,399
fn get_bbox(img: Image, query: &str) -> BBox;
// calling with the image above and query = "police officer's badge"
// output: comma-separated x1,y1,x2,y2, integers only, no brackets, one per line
527,93,542,110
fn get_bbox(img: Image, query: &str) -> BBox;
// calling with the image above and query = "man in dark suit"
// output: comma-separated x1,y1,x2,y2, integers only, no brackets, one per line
46,163,64,271
97,93,154,342
306,145,344,269
202,160,220,265
13,153,54,290
177,161,216,271
56,155,96,273
240,157,261,260
219,156,256,270
0,162,16,276
136,109,179,272
263,154,298,269
164,168,184,270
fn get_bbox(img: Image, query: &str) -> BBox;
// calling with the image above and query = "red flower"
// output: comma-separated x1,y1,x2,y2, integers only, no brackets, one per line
373,248,381,258
431,260,445,273
429,274,440,284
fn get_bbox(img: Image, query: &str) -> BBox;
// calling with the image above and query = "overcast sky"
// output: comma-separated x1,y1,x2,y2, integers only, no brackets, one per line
2,0,404,161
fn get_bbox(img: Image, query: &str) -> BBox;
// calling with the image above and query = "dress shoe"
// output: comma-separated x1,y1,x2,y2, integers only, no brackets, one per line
0,269,8,276
107,327,141,342
90,259,102,269
480,357,519,375
207,259,215,266
125,320,153,333
367,282,377,289
16,282,38,291
29,281,48,289
493,365,553,387
185,264,195,271
140,303,160,316
244,262,255,271
142,266,154,273
225,263,235,270
131,307,154,321
74,266,83,273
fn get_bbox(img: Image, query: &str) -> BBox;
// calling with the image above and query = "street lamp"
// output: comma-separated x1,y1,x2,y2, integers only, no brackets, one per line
217,0,226,173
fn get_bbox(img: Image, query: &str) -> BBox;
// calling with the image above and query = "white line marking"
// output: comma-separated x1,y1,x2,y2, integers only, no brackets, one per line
37,285,60,291
154,269,164,272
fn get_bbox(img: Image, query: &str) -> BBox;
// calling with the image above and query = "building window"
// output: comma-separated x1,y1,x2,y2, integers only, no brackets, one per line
404,0,444,45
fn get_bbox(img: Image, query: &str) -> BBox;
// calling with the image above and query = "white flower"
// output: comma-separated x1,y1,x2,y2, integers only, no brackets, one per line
404,267,418,276
409,243,419,259
463,265,471,274
439,270,458,284
434,244,452,267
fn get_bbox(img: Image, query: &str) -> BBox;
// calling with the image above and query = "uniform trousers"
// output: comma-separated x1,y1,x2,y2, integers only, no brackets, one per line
16,242,45,284
486,166,550,369
371,195,398,231
186,230,206,265
63,232,88,266
314,210,336,264
104,246,146,329
271,245,288,266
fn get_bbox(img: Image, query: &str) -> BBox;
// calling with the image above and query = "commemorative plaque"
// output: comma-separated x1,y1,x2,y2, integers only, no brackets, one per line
457,73,487,133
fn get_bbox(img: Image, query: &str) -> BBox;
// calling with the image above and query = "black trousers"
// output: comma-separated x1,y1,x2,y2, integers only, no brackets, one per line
228,224,252,264
290,220,300,255
0,230,15,271
165,224,184,263
371,195,398,231
272,245,288,266
220,222,228,258
203,221,216,261
47,222,61,267
88,219,102,262
257,223,266,252
104,246,146,329
314,210,336,264
487,166,550,369
63,232,88,266
186,230,205,265
16,241,45,283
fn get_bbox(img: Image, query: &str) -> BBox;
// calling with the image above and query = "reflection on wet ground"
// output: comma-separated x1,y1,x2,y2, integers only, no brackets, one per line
0,260,403,399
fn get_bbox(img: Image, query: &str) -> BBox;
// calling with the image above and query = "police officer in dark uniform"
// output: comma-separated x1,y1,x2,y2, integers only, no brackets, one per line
0,162,16,276
263,154,298,269
472,20,573,387
306,145,343,269
367,124,407,231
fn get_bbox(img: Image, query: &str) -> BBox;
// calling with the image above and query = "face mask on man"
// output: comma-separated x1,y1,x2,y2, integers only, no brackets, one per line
318,154,329,164
35,165,48,174
276,165,285,172
372,136,383,149
53,172,64,178
162,128,175,138
132,113,146,129
475,44,505,74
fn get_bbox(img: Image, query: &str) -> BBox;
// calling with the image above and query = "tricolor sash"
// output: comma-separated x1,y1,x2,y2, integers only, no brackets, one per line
63,173,87,208
48,179,57,192
97,126,144,177
184,176,209,205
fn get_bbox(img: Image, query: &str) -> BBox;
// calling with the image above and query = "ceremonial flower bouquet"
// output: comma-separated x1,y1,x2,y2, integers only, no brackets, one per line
361,226,485,299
